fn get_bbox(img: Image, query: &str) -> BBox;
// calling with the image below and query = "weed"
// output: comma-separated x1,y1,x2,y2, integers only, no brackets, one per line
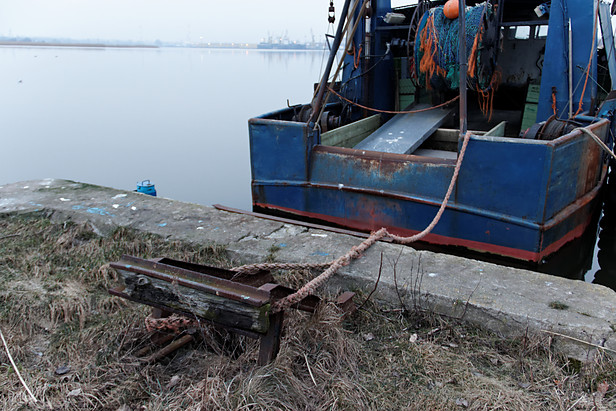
264,244,281,263
0,214,615,410
549,301,569,310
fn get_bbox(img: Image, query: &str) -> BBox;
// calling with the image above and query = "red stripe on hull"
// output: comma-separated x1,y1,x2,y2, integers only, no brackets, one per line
253,202,594,262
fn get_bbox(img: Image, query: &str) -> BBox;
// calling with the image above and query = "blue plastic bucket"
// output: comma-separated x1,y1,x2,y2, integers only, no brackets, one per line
136,180,157,196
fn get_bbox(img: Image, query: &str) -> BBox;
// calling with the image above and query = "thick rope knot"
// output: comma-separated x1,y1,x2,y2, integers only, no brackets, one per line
145,313,199,333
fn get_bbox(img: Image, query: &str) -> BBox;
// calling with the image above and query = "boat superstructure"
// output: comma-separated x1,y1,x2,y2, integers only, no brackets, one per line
249,0,616,266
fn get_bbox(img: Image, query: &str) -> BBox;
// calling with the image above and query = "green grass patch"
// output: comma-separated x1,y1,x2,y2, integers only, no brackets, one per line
549,301,569,310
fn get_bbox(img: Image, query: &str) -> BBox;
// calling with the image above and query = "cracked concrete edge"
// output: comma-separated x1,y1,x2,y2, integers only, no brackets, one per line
327,271,616,361
1,179,616,361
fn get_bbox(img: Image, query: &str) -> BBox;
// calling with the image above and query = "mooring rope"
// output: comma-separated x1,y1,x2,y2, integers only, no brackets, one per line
230,262,335,276
574,127,616,161
326,85,460,115
145,313,199,333
232,130,472,313
233,124,611,313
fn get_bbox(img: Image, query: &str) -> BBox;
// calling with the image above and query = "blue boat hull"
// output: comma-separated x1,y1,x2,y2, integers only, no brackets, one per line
249,115,609,263
253,178,603,262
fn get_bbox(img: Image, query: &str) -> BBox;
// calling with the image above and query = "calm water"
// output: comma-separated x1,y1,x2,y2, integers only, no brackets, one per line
0,46,327,209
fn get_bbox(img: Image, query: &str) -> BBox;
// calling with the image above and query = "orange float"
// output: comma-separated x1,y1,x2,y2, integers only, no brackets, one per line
443,0,459,19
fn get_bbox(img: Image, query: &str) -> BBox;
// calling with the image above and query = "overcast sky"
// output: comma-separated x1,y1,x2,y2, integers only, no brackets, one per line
0,0,354,43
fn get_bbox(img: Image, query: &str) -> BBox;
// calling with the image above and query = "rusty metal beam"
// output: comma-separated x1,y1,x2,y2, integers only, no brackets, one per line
144,334,195,363
257,311,284,366
109,286,263,339
110,255,270,306
336,291,356,316
152,257,273,287
258,284,355,315
259,283,322,313
109,255,356,365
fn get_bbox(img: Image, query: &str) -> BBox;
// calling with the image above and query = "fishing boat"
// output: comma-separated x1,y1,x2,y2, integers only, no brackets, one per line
248,0,616,268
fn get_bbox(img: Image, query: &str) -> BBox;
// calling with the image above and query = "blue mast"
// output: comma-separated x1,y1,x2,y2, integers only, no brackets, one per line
537,0,597,121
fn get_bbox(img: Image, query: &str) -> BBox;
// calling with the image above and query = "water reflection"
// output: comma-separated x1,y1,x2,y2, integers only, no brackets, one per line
0,46,327,210
593,165,616,289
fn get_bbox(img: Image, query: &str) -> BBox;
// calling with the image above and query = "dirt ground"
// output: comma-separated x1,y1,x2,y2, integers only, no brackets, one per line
1,213,615,410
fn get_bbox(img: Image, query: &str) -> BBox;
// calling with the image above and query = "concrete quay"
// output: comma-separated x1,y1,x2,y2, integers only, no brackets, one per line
1,178,615,360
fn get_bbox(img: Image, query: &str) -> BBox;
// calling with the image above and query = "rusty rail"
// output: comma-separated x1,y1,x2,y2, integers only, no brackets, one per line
108,255,355,365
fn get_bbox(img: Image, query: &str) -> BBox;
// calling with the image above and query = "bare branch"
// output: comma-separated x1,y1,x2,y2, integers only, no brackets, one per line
0,327,38,403
357,252,383,312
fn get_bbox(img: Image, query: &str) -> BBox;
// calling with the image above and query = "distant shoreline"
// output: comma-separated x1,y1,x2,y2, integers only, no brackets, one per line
0,41,159,48
0,41,325,50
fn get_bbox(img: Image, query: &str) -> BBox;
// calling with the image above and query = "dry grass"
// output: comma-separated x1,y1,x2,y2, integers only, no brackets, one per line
1,213,615,410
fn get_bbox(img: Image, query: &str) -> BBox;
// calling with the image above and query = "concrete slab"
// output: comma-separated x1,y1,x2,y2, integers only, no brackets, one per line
1,179,615,361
